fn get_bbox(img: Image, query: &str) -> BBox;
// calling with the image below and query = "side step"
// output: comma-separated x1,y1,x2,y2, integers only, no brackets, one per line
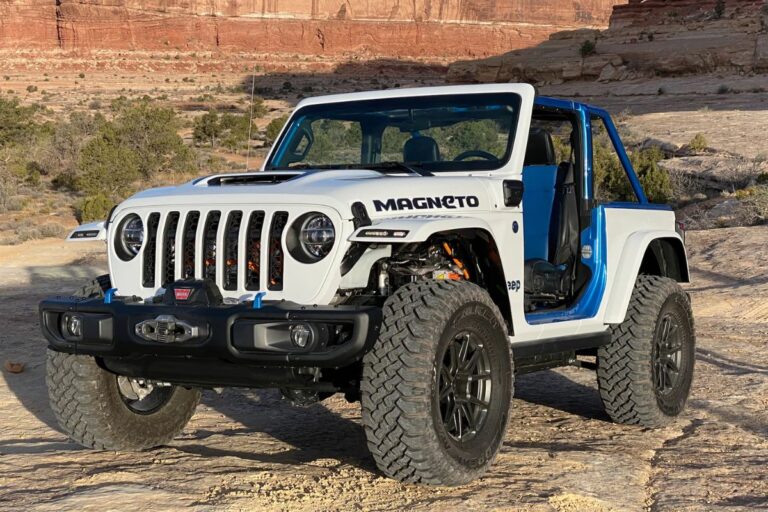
512,330,611,375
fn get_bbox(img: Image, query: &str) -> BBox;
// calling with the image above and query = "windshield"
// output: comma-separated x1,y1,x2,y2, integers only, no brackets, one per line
266,93,521,173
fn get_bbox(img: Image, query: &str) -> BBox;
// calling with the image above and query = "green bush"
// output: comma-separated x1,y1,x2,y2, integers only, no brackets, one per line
714,0,725,18
76,193,114,223
580,40,597,58
77,131,141,197
757,172,768,185
193,110,222,147
631,146,673,203
0,96,40,148
689,133,708,153
265,115,288,144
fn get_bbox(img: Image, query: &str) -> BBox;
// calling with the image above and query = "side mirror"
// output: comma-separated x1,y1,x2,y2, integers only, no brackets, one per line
503,180,524,207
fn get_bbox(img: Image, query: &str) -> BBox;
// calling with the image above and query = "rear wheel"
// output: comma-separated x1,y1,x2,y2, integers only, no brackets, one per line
597,275,695,427
361,280,513,486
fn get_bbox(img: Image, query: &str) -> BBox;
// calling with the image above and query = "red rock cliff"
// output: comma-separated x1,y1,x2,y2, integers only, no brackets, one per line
0,0,626,58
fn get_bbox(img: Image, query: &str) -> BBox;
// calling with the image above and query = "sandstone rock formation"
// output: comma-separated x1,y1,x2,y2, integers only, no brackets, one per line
0,0,624,59
448,0,768,83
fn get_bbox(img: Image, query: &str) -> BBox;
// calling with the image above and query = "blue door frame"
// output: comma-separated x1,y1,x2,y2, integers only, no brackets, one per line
525,99,650,325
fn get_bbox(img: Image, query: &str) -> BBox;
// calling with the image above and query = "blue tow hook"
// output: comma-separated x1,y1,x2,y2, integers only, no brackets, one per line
252,292,267,309
104,288,118,304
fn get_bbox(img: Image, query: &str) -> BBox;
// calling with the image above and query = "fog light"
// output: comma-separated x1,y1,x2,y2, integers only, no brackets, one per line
289,323,313,348
61,313,83,340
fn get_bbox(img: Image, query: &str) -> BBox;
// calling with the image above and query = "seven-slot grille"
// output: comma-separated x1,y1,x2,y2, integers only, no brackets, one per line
141,209,289,293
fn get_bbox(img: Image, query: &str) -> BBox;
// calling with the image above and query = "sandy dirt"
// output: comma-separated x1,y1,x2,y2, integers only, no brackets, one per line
0,227,766,511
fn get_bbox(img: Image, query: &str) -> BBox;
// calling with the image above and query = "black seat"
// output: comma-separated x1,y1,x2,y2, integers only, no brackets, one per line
523,131,580,304
403,136,440,163
524,128,557,167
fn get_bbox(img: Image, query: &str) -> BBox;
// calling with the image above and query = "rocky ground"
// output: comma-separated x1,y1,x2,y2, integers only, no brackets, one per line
0,226,766,511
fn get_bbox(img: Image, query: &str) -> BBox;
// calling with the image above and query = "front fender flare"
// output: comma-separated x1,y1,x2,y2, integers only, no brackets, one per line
603,231,689,324
348,216,495,243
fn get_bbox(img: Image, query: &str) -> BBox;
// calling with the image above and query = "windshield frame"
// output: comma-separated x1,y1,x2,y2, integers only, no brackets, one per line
264,92,523,174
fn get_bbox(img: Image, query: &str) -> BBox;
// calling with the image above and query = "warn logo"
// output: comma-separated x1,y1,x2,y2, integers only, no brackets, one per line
373,195,480,212
174,288,193,301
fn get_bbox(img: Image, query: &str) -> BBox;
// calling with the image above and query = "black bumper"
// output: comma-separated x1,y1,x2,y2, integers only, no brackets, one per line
39,296,382,372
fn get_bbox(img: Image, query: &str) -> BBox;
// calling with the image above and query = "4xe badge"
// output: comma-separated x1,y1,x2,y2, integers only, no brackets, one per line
174,288,193,301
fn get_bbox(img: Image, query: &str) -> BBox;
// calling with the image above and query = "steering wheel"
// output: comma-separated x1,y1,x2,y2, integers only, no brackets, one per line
453,150,498,162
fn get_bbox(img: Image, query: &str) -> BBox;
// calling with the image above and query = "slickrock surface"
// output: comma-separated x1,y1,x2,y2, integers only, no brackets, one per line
0,226,766,511
448,0,768,83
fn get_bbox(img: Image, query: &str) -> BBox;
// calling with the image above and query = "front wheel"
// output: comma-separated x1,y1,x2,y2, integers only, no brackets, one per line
47,350,201,450
597,275,695,427
361,280,513,486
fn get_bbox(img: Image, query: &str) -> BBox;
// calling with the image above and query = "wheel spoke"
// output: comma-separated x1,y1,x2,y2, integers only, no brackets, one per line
660,316,671,343
468,371,491,382
467,395,489,410
460,403,476,432
457,334,471,365
454,405,463,439
448,343,459,374
665,357,680,375
439,383,453,401
462,347,481,372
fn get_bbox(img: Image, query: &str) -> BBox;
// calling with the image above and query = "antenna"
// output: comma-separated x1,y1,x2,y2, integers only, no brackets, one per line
245,64,257,172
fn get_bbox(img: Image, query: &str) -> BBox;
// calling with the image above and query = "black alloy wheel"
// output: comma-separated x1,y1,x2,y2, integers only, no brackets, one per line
437,331,493,443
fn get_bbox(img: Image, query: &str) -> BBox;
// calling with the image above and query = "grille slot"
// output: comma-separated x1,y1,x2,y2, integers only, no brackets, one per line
223,211,243,291
268,212,289,291
181,211,200,280
142,213,161,287
202,211,221,281
245,211,265,291
162,212,180,287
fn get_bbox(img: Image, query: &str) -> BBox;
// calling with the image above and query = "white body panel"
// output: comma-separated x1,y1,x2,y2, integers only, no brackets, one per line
93,83,684,344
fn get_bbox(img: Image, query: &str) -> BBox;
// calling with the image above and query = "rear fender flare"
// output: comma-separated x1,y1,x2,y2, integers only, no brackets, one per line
603,232,689,324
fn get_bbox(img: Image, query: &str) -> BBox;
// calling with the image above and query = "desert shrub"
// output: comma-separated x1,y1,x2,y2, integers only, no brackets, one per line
44,111,106,189
717,84,730,94
265,115,288,144
192,110,222,147
109,100,194,177
39,222,67,238
0,96,40,147
76,193,113,223
757,172,768,185
26,85,37,93
632,146,673,203
193,109,255,150
77,131,141,197
580,40,596,58
78,72,85,79
689,133,708,153
714,0,725,18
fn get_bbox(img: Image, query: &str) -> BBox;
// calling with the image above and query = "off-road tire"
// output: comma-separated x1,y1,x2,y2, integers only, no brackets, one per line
74,274,112,298
597,275,695,427
361,280,513,486
46,275,201,451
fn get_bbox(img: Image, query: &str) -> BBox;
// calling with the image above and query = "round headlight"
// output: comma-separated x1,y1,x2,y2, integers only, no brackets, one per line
287,212,335,263
116,214,144,260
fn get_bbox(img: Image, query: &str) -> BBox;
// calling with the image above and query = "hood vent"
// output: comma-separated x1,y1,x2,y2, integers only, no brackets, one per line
201,172,302,186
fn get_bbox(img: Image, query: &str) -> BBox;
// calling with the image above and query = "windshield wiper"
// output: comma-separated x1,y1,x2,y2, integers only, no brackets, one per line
363,161,433,177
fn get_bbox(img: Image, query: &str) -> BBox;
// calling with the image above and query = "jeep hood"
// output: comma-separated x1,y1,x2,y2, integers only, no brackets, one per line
115,170,496,219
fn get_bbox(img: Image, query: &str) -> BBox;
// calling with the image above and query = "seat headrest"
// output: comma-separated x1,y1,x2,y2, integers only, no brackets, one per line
403,136,440,163
524,128,556,166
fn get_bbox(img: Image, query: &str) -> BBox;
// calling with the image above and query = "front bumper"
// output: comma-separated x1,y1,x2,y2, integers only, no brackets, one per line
39,295,382,371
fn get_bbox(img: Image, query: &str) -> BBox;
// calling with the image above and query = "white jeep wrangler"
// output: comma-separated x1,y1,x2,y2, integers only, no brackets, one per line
41,84,694,486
